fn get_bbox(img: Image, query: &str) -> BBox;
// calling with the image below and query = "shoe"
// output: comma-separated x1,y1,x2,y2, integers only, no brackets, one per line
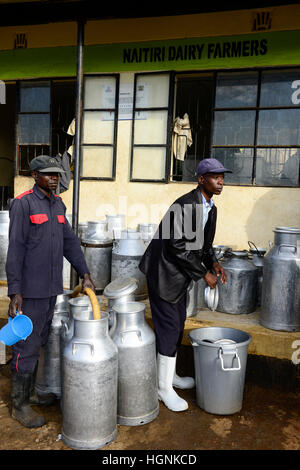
29,363,56,405
172,353,195,389
11,371,46,428
173,373,195,389
157,353,188,412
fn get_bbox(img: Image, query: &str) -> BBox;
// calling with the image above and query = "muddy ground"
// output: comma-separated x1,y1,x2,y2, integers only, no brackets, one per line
0,359,299,453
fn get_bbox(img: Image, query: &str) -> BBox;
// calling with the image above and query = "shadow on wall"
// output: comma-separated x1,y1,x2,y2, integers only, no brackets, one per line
245,187,300,250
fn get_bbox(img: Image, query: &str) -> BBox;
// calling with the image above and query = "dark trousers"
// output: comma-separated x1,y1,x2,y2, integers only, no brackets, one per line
147,278,187,357
11,297,57,374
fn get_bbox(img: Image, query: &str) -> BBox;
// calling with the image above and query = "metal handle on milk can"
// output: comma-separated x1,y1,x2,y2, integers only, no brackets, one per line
72,341,95,355
218,347,241,371
120,329,142,343
61,320,69,335
277,243,297,254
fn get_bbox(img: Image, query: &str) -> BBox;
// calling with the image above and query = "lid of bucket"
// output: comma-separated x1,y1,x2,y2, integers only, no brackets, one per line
103,277,138,298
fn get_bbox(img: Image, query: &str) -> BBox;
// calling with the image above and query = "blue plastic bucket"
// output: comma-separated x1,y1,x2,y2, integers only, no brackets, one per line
0,312,33,346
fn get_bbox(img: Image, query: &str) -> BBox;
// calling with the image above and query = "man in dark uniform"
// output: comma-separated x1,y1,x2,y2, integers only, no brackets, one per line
139,158,231,412
6,155,96,428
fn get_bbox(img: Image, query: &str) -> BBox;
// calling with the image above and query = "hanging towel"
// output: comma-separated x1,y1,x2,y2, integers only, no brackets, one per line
172,113,193,161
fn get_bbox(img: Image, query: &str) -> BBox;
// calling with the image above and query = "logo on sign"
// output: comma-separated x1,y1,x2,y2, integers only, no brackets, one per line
14,33,27,49
252,11,272,31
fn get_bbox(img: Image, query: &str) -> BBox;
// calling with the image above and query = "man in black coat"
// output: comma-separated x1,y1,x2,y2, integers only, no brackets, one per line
139,158,231,412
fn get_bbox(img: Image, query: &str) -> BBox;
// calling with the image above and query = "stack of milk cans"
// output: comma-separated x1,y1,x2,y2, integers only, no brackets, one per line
36,276,159,450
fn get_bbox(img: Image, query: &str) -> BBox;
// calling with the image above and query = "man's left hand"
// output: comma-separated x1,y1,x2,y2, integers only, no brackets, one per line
81,273,96,293
212,262,227,284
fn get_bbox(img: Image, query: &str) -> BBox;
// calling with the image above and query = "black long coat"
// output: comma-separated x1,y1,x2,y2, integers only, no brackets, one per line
139,186,218,303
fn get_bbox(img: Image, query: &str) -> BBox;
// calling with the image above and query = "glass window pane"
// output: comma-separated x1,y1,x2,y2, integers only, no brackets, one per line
82,111,115,144
215,72,258,108
134,110,168,145
84,76,116,109
136,74,169,108
18,114,50,144
132,147,166,180
81,146,113,178
257,109,300,146
213,110,256,146
212,148,253,184
20,82,50,112
256,148,300,186
260,69,300,107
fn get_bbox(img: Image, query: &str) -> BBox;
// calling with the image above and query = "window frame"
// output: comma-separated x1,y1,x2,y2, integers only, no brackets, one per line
80,73,120,181
130,71,174,183
16,78,52,175
171,66,300,187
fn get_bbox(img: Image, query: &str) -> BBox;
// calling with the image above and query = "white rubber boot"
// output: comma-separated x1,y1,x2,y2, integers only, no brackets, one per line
172,354,195,389
173,373,195,389
157,353,188,412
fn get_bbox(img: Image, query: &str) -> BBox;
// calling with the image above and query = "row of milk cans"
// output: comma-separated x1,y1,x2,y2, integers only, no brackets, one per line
188,227,300,332
36,277,158,450
63,214,158,300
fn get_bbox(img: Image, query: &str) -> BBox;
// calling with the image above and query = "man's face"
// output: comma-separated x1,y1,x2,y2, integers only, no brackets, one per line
32,171,59,193
198,172,225,195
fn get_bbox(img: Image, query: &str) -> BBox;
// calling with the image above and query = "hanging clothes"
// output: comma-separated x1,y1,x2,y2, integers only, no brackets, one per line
172,113,193,161
66,118,75,159
54,151,71,194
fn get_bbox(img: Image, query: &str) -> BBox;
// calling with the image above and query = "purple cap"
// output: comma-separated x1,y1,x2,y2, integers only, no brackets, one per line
196,158,232,177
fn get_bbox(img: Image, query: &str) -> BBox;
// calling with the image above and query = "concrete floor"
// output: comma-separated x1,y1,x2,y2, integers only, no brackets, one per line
0,293,299,452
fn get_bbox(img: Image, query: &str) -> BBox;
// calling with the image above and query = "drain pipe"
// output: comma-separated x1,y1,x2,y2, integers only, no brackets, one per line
70,18,85,289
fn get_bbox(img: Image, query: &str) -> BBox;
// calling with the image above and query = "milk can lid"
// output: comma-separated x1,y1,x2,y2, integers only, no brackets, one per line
103,277,138,298
81,236,112,244
274,226,300,234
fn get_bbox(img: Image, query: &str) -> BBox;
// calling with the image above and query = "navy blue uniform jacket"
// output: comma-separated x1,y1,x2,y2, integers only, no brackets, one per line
6,184,89,298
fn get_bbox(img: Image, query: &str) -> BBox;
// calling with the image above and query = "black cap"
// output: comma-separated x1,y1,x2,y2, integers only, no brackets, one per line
29,155,65,174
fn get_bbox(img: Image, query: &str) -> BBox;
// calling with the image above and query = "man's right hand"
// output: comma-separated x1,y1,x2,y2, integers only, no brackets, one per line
8,294,23,318
204,271,218,289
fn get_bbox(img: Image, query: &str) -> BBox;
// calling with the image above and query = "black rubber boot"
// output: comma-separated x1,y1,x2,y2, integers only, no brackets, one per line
11,371,46,428
29,363,56,406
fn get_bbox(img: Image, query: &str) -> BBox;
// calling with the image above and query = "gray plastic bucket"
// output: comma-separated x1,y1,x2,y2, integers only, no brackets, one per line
188,327,251,415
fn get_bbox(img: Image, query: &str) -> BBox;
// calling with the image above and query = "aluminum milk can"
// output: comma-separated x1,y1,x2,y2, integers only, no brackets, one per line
81,221,113,293
106,214,126,240
248,241,266,307
61,312,118,450
110,301,159,426
60,295,100,367
111,229,147,300
138,223,158,249
103,276,138,334
35,290,73,398
260,227,300,331
217,251,258,314
0,211,9,281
